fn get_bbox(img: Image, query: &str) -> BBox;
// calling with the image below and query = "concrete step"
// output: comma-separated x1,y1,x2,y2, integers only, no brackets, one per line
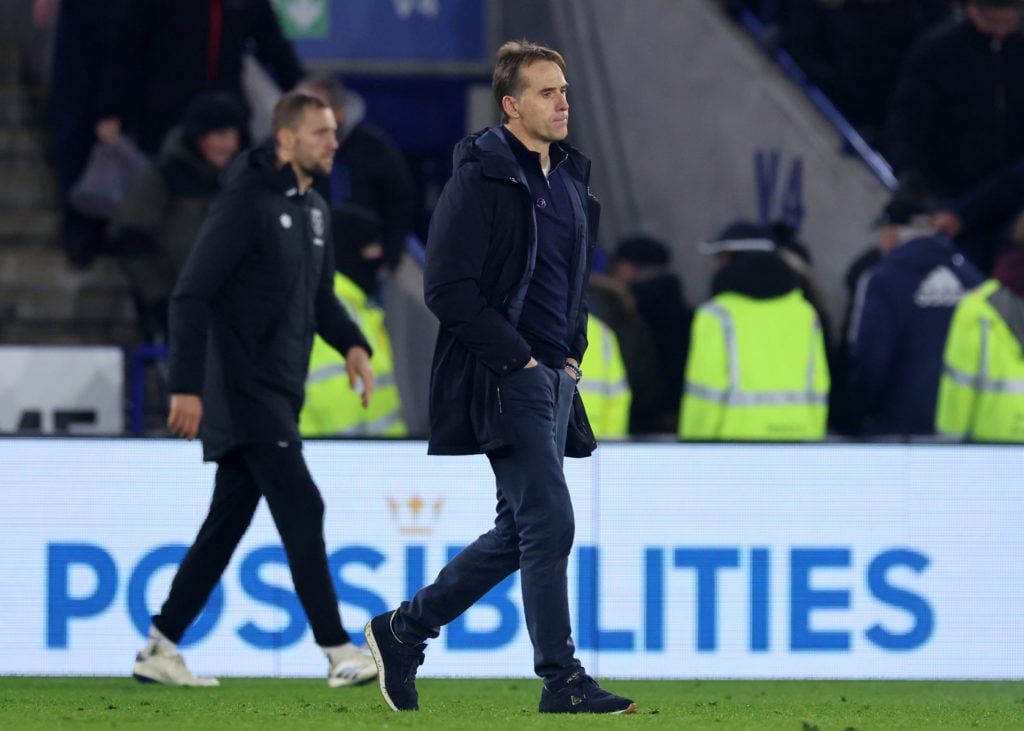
0,85,45,127
0,127,49,163
0,208,59,246
0,164,58,210
0,47,23,87
0,244,138,347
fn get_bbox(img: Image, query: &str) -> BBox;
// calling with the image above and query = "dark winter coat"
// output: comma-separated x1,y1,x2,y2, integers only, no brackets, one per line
886,18,1024,198
424,126,598,455
168,141,370,460
948,156,1024,234
846,233,984,435
784,0,951,131
100,0,304,153
112,128,223,311
334,123,418,273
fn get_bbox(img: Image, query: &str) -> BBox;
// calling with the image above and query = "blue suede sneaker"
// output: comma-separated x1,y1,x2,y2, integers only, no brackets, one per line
538,670,637,714
364,611,425,711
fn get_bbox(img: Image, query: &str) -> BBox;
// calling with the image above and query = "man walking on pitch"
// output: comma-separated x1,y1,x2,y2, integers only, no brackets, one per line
132,92,377,688
364,40,637,715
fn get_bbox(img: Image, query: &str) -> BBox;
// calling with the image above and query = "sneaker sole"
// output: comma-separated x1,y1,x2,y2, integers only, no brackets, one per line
364,619,401,711
612,703,638,715
131,670,219,687
327,669,377,688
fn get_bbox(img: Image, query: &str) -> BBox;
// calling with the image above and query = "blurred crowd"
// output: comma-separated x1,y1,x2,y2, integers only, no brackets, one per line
27,0,1024,443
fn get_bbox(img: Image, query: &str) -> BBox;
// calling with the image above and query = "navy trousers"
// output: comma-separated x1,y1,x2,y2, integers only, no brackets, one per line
394,364,581,684
153,442,348,647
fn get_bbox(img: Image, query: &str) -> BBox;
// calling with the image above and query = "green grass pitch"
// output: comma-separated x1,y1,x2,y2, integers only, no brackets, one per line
1,677,1022,730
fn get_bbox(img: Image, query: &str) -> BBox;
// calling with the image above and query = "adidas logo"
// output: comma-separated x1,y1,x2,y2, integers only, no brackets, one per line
914,266,966,307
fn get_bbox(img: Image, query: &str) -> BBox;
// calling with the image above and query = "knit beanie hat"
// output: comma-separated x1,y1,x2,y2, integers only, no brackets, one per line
181,92,246,143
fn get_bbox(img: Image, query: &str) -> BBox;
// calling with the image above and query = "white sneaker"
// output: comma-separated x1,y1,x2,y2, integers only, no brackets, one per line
327,643,377,687
133,646,220,687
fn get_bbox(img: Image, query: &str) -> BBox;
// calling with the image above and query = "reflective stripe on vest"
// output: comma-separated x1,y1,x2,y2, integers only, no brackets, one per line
328,410,406,437
307,363,397,391
691,302,826,407
944,315,1024,394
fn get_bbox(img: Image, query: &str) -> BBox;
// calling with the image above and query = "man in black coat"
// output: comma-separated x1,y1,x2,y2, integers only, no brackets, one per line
363,40,636,715
886,0,1024,200
131,93,377,688
97,0,304,154
886,0,1024,273
300,74,419,299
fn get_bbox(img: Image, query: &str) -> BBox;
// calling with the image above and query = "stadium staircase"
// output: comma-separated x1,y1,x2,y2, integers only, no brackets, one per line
0,43,137,349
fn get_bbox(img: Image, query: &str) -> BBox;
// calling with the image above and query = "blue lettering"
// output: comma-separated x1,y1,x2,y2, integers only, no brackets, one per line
754,148,781,225
330,546,388,640
750,547,770,651
790,548,850,651
405,545,426,600
237,546,305,649
446,546,519,649
127,545,223,647
644,548,664,651
675,548,740,651
865,549,933,650
47,543,117,648
780,158,805,229
577,547,634,650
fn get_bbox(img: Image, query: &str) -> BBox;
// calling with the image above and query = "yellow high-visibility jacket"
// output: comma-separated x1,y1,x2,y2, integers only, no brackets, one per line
936,279,1024,442
578,315,631,438
679,289,829,441
300,273,407,437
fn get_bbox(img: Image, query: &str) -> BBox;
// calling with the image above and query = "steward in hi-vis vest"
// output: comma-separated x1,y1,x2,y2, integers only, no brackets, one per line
936,274,1024,442
301,272,406,437
679,235,829,441
577,315,631,438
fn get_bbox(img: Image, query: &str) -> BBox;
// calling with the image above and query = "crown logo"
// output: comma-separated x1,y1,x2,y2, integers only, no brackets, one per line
387,494,445,535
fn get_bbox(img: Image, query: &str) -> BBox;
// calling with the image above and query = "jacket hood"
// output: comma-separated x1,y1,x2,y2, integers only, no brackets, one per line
884,233,968,275
223,139,304,193
711,250,799,300
160,127,221,180
452,126,591,185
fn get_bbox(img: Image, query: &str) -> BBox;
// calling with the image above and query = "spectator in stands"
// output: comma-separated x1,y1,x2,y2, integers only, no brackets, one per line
608,235,693,434
768,220,836,353
110,92,246,345
96,0,304,155
936,211,1024,441
300,74,419,300
933,154,1024,266
679,227,829,441
829,206,911,435
577,315,631,439
886,0,1024,271
37,0,128,268
300,207,406,438
845,193,984,437
588,254,670,435
782,0,953,150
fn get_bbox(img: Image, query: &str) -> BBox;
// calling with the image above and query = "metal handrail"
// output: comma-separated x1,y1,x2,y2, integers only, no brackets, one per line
736,9,898,191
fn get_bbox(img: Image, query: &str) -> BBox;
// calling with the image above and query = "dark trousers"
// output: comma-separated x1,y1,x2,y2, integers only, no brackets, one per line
394,364,580,684
153,442,347,647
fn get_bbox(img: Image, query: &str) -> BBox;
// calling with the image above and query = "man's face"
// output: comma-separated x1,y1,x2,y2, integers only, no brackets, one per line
505,60,570,147
197,128,240,169
282,106,339,179
967,3,1022,39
